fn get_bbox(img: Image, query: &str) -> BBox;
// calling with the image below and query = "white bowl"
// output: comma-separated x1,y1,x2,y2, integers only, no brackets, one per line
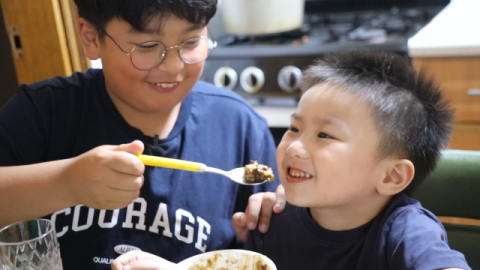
177,249,276,270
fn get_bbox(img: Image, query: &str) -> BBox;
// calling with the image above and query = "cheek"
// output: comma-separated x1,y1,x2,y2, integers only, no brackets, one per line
103,56,144,83
104,68,144,95
275,143,290,180
119,68,145,83
275,142,288,165
185,63,204,80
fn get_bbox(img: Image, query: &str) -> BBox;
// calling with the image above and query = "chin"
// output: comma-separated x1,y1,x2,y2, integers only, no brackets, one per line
285,190,313,208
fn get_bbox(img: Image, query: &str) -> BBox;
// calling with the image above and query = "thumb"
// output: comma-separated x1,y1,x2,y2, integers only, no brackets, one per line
112,140,144,156
232,212,246,227
232,212,249,242
273,184,286,213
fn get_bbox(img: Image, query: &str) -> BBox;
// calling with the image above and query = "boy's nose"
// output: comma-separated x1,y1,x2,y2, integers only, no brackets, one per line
286,140,309,159
156,49,184,74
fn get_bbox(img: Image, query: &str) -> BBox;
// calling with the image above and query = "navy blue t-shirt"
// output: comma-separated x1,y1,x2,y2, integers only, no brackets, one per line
0,69,279,269
245,193,471,270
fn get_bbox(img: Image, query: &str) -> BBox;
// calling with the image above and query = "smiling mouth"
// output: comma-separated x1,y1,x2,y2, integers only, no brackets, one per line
288,168,313,178
155,82,178,88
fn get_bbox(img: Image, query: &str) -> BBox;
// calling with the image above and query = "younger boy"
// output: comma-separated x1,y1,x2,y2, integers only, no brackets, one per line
112,51,471,270
243,51,470,269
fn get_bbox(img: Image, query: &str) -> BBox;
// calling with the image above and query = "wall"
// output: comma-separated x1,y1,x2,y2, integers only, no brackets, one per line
0,2,18,108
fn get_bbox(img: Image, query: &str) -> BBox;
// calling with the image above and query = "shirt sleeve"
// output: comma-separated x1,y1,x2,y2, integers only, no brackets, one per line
0,85,48,166
386,208,471,270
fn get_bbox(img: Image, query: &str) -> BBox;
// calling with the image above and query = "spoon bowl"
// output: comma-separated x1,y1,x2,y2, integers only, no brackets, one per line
204,166,268,185
138,154,269,185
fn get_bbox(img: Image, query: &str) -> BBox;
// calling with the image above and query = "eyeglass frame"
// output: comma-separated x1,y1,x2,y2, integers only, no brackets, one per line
97,27,217,71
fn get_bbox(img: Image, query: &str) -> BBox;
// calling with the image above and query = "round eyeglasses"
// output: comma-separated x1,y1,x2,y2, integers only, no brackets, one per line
101,29,217,71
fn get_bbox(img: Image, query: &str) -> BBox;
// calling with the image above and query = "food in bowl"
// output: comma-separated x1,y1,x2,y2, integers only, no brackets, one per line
177,249,276,270
244,160,275,183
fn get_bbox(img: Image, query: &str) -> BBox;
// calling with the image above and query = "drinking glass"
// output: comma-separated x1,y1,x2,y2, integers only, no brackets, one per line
0,219,63,270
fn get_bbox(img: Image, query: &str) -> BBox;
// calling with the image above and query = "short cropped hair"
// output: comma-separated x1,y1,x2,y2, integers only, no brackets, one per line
300,51,454,196
74,0,217,37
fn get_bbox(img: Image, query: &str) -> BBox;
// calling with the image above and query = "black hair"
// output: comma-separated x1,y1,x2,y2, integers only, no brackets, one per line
300,51,454,196
74,0,217,36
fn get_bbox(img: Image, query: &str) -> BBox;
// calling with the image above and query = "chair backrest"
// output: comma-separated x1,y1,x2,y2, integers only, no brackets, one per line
412,149,480,269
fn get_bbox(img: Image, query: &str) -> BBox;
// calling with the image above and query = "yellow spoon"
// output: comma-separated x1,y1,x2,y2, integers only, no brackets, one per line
137,154,268,185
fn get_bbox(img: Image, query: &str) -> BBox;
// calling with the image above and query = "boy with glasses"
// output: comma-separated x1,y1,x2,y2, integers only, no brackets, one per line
0,1,282,269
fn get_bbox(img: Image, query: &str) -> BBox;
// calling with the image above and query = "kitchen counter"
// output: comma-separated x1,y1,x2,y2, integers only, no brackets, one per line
408,0,480,57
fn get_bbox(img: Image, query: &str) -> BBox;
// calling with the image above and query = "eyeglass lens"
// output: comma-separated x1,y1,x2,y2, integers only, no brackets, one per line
130,36,215,70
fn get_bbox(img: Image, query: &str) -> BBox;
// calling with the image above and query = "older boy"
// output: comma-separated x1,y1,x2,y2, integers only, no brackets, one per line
0,1,281,269
112,51,471,270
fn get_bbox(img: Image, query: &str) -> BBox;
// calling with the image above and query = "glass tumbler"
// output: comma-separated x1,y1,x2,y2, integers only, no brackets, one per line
0,219,63,270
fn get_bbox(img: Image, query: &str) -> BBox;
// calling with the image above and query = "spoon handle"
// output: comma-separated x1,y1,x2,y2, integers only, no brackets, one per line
138,154,207,172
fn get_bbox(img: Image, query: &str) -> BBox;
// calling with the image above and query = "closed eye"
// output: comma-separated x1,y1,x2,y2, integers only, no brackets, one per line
318,132,333,139
136,41,162,52
183,37,201,47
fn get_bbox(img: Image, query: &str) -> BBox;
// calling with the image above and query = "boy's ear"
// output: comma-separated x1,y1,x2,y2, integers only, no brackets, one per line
77,17,101,60
377,159,415,196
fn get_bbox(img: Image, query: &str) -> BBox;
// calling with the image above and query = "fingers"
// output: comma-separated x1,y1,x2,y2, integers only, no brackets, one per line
256,192,276,233
82,187,139,210
243,193,263,230
273,184,286,213
111,251,177,270
107,174,144,192
232,212,249,242
102,140,145,175
126,258,178,270
107,151,145,176
232,212,246,228
92,175,144,210
111,251,144,270
67,141,146,210
244,192,276,233
234,186,286,240
244,186,287,234
111,250,150,270
113,140,145,156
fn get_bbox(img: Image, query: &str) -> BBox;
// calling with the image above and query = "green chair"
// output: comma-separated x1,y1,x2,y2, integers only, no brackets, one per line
412,149,480,269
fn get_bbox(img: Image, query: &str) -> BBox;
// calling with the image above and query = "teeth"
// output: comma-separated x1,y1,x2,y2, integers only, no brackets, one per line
155,83,177,88
288,169,311,178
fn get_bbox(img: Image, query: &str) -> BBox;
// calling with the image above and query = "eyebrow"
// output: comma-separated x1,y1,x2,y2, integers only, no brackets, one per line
128,24,205,35
291,113,349,133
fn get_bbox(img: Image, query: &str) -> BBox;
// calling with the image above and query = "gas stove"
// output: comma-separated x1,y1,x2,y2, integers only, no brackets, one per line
201,3,446,104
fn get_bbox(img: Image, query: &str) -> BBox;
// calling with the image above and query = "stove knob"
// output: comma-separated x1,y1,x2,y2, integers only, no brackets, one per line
213,67,238,90
240,67,265,93
278,66,303,93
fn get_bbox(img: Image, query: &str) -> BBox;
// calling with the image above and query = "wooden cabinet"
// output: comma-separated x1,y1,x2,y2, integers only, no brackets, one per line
0,0,89,85
412,57,480,150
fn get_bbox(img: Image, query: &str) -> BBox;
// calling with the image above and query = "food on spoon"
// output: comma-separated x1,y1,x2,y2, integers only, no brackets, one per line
244,160,275,183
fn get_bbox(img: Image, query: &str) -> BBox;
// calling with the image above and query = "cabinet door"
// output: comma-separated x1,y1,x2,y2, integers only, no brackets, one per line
413,57,480,150
413,57,480,122
0,0,89,85
450,123,480,150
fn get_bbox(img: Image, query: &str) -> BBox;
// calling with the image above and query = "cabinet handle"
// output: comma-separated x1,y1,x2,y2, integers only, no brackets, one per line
467,89,480,97
8,26,23,60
